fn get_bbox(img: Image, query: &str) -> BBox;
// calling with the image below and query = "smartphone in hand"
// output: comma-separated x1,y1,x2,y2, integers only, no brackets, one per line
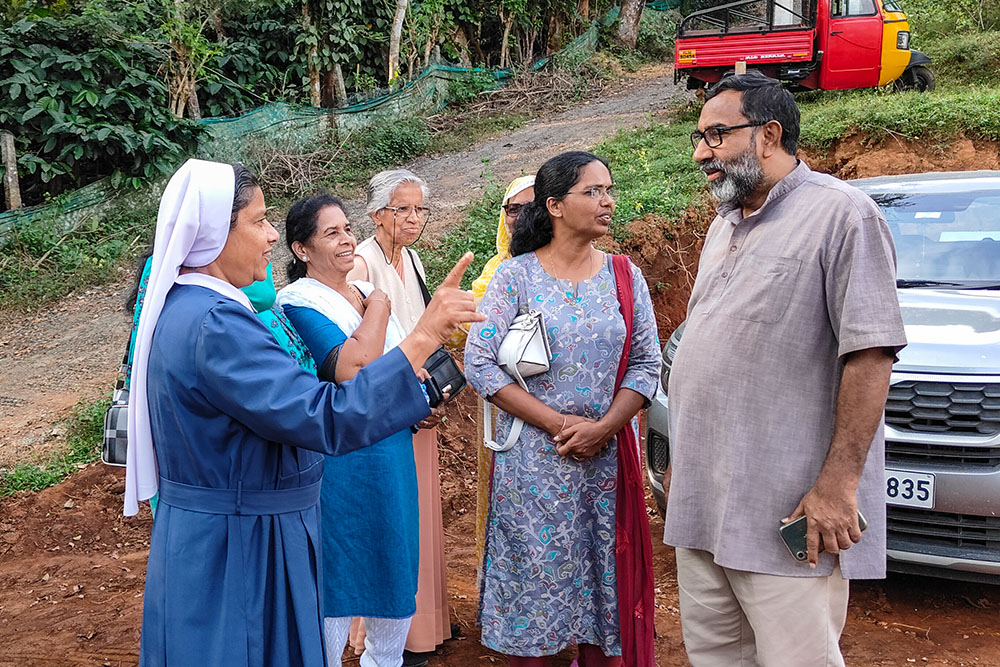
779,511,868,562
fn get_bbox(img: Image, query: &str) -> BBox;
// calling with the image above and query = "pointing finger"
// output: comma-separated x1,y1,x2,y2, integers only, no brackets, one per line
440,252,475,289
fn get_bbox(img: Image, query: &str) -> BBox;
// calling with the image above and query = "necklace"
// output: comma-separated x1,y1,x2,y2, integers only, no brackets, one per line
544,246,598,283
340,284,365,312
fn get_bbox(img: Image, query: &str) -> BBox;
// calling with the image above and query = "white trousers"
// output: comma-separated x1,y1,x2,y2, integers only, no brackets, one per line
676,547,850,667
324,616,413,667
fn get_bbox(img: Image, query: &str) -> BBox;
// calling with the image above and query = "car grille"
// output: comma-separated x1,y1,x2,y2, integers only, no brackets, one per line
887,507,1000,555
885,442,1000,469
647,431,670,475
885,381,1000,436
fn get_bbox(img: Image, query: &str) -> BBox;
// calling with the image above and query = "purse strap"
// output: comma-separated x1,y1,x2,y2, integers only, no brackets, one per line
483,396,525,452
116,337,131,392
407,249,432,307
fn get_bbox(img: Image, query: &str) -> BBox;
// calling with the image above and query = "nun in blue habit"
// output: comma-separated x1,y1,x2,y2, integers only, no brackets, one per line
125,159,482,667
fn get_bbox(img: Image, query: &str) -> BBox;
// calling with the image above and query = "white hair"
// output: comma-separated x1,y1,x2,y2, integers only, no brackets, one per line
365,169,429,216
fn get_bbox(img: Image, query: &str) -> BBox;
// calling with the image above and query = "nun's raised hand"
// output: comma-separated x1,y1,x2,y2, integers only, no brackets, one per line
415,252,484,345
400,252,484,372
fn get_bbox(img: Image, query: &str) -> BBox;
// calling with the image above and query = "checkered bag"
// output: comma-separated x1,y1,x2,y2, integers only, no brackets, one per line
102,348,130,467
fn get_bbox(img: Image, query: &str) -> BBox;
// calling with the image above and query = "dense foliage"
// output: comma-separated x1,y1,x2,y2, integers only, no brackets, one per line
0,10,203,206
0,0,628,206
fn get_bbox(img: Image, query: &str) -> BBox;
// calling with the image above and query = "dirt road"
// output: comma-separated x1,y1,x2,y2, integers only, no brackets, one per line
1,446,998,666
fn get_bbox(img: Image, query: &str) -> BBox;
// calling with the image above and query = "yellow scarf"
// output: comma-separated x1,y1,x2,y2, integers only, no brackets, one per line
471,175,535,300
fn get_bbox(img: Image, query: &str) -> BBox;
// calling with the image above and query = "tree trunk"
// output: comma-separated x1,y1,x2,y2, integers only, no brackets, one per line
465,24,486,64
186,82,202,119
210,6,225,39
1,131,22,211
616,0,644,48
451,26,472,66
302,1,321,106
499,11,514,69
388,0,408,83
546,11,564,54
577,0,590,21
332,63,347,106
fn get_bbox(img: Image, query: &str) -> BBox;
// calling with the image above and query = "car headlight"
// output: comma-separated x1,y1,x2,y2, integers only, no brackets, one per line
897,31,910,50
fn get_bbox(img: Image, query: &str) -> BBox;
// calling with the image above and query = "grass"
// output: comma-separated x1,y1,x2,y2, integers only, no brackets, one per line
919,32,1000,87
796,84,1000,151
427,112,531,155
594,121,703,240
0,395,109,497
420,120,704,288
0,199,156,310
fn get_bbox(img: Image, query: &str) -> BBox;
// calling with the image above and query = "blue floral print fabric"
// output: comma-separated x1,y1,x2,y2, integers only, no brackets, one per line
464,252,659,657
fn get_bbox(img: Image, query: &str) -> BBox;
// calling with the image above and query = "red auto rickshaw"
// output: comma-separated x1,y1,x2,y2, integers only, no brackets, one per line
674,0,935,91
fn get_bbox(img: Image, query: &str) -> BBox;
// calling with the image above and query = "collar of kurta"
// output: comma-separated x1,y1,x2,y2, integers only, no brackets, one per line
718,159,809,226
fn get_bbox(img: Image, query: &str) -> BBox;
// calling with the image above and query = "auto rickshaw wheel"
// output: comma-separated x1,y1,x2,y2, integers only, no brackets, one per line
896,65,937,93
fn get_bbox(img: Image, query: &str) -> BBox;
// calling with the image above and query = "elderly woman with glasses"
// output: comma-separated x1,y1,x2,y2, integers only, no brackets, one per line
348,169,451,665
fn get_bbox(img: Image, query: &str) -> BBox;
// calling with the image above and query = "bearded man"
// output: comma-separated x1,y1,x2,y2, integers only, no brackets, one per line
663,71,907,666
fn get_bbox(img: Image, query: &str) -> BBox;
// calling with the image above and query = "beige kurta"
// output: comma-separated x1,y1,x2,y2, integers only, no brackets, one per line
355,236,451,652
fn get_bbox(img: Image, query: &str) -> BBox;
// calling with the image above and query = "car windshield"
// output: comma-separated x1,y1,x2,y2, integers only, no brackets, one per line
869,184,1000,288
881,0,903,11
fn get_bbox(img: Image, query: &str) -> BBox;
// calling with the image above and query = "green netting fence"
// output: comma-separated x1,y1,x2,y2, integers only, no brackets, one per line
0,7,623,243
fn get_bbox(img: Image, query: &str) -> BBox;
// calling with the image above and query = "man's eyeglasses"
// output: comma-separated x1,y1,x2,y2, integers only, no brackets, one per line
383,205,431,220
690,122,765,149
567,185,615,201
502,203,527,218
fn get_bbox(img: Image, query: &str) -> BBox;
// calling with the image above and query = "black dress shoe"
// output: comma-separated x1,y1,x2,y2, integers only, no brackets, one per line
402,649,432,667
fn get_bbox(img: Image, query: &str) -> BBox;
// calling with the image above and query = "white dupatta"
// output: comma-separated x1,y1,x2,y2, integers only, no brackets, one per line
276,277,406,354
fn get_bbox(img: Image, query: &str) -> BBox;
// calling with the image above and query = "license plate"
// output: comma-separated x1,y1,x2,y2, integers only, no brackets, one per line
885,469,935,509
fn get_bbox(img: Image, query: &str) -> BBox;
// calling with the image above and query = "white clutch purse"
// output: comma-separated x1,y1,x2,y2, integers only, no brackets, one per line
484,309,552,452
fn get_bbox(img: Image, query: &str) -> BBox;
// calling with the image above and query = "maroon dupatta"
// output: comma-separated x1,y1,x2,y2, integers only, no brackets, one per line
611,254,656,667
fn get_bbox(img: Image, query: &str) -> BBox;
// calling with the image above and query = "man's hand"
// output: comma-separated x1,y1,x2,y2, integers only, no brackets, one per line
784,480,863,568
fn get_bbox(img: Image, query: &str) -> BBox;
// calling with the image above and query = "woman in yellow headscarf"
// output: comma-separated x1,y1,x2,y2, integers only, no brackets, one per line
469,175,535,586
471,175,536,303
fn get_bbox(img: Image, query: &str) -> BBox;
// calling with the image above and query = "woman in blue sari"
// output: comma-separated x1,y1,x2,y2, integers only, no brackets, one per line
128,159,482,667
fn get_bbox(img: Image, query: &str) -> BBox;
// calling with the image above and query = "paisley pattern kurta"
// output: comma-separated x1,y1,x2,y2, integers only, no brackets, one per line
464,252,659,657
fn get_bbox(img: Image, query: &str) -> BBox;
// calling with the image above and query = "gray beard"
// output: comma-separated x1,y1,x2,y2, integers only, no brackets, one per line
703,147,765,207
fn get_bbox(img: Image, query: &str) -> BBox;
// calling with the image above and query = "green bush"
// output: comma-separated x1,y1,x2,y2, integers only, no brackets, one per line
636,9,677,62
0,198,156,308
332,118,431,186
0,12,203,205
418,176,507,291
798,85,1000,150
446,71,498,105
0,395,109,497
900,0,1000,40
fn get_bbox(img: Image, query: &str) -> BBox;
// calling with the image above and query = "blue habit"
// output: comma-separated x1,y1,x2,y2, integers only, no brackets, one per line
139,285,429,667
284,305,420,619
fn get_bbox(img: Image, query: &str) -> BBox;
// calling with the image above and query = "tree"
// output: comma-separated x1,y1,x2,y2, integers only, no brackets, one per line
388,0,408,83
301,0,321,106
616,0,644,47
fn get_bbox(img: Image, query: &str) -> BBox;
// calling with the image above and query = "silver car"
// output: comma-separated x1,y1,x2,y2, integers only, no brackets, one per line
645,171,1000,582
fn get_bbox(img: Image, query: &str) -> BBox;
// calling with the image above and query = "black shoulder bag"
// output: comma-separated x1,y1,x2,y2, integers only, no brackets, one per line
407,249,467,407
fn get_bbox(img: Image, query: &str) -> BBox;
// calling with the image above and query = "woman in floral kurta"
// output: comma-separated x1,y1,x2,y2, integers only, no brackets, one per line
464,151,659,663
